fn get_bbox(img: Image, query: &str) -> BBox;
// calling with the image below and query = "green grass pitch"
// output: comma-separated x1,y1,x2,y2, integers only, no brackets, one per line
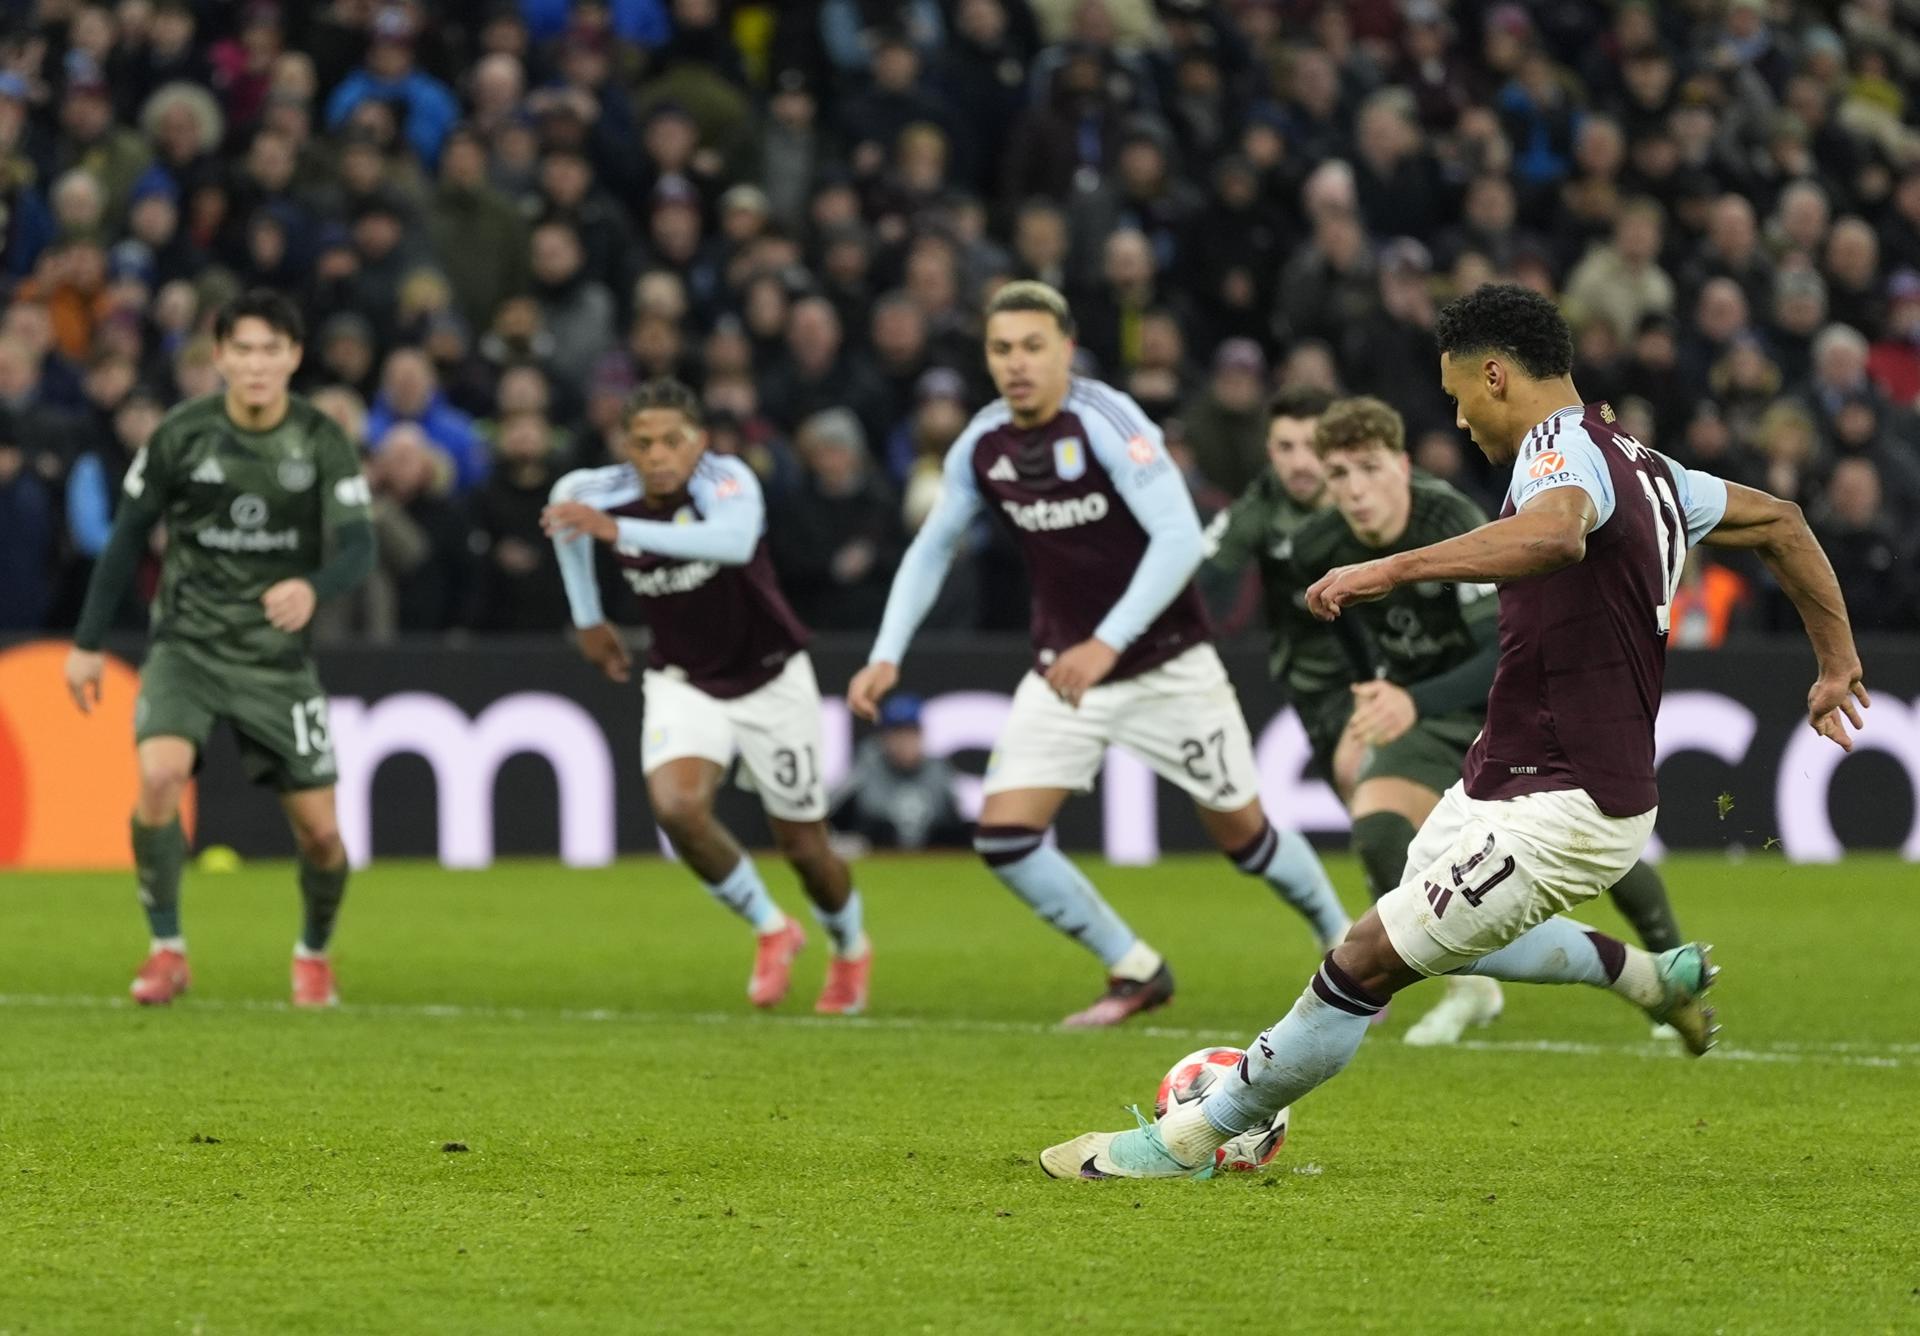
2,852,1916,1334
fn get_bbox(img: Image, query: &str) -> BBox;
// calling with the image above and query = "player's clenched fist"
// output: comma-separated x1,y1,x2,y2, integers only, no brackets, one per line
576,623,632,683
542,501,617,544
847,661,898,723
261,578,318,632
1044,637,1119,709
1306,559,1397,620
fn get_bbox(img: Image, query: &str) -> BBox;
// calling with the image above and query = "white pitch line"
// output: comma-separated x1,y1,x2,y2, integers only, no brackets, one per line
0,993,1909,1070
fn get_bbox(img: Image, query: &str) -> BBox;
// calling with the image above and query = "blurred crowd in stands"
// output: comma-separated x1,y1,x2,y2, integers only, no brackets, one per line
3,0,1919,646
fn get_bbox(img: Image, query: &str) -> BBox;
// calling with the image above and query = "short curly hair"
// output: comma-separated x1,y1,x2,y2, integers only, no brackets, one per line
1434,283,1574,379
1312,396,1405,457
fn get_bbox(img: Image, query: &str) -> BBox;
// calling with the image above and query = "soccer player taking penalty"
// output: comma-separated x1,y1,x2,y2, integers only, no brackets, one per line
1290,396,1688,1045
1042,284,1868,1177
848,282,1349,1027
64,291,376,1008
543,378,871,1015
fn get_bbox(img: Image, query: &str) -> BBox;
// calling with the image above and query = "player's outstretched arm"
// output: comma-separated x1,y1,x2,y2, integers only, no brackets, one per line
1700,481,1868,751
856,439,982,719
1306,488,1595,620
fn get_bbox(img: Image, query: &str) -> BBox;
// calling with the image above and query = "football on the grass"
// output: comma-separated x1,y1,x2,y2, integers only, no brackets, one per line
1155,1046,1290,1172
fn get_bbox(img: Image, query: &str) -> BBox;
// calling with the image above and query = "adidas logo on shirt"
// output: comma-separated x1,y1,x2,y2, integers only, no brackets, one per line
190,457,225,485
986,455,1018,482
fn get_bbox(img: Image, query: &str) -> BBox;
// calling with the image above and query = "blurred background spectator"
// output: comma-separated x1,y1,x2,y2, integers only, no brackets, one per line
830,693,970,854
0,0,1912,645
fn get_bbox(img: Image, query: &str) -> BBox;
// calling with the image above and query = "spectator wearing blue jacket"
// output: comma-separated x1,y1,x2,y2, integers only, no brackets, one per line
519,0,670,47
324,9,460,168
366,347,489,491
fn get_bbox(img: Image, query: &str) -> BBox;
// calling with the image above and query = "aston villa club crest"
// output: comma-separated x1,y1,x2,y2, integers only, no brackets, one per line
1053,436,1086,480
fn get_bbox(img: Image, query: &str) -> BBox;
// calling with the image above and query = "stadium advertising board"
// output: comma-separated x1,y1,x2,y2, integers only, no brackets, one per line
2,637,1914,868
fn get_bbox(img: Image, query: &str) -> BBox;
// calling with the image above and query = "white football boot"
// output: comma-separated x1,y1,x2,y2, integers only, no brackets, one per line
1403,974,1505,1046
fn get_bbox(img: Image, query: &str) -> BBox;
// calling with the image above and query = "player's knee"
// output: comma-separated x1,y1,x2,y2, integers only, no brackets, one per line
974,824,1045,870
1351,811,1417,900
650,786,713,838
296,824,346,868
771,819,826,863
1327,913,1414,998
137,761,192,812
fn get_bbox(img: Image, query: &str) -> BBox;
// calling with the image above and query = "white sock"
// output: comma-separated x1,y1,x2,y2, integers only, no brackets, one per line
293,942,327,961
152,936,186,953
1109,939,1163,982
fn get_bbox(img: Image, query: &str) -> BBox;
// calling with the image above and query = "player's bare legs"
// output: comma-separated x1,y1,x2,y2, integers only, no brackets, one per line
648,758,807,1007
1195,798,1350,951
769,816,871,1015
129,737,195,1005
974,787,1170,1026
281,786,347,1008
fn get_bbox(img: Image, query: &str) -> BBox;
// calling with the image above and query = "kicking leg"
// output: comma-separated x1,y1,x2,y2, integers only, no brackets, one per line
770,816,870,1016
650,758,803,1007
976,787,1171,1027
1039,909,1411,1179
129,737,195,1005
1199,799,1350,951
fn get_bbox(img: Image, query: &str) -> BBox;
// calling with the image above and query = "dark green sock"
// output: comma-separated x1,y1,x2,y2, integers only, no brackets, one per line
1351,811,1418,903
298,857,349,953
1606,859,1683,953
131,816,186,940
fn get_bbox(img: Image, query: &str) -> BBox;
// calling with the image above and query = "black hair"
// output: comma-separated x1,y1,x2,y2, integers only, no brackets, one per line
1434,282,1573,379
213,288,305,345
1268,385,1336,421
624,377,704,426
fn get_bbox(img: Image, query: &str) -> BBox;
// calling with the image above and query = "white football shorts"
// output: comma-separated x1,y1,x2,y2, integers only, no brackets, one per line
1376,780,1656,976
983,643,1259,811
641,652,829,822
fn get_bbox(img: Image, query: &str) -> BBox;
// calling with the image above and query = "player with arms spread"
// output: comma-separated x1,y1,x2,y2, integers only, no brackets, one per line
848,282,1350,1027
542,378,871,1015
1290,395,1687,1046
64,290,376,1008
1042,283,1868,1177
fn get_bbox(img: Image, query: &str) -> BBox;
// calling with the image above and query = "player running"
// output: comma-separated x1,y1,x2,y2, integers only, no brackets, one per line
64,290,375,1008
1287,395,1688,1045
1042,283,1868,1177
847,281,1350,1028
542,378,871,1015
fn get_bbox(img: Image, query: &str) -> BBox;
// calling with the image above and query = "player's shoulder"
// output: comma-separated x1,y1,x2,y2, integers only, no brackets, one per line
692,451,761,500
551,461,640,505
1065,377,1154,444
152,394,225,446
947,399,1014,464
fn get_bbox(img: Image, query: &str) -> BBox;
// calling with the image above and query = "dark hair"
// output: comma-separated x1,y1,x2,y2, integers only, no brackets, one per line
985,279,1076,336
1434,282,1573,379
1313,396,1406,457
624,377,703,426
1268,385,1336,421
213,288,305,344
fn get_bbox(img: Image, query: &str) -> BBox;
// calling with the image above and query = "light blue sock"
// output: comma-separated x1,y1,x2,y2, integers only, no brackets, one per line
1201,956,1384,1135
704,858,784,933
976,827,1139,969
1228,820,1351,946
812,890,867,957
1461,915,1659,1005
